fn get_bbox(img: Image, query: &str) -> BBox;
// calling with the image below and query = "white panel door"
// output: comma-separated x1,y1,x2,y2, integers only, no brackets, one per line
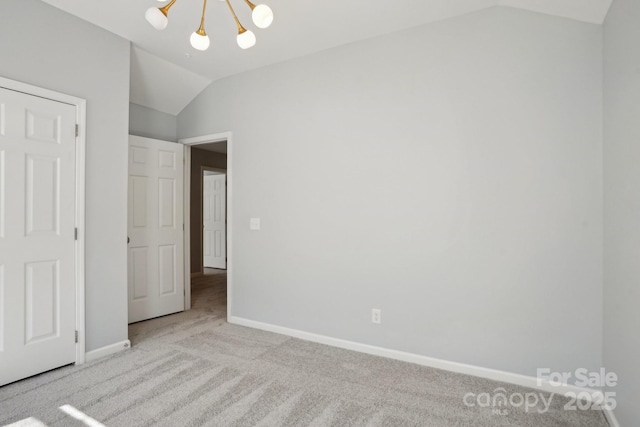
128,135,184,323
203,173,226,269
0,87,77,386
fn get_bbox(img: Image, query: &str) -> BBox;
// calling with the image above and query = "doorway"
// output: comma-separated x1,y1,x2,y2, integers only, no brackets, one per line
180,133,232,318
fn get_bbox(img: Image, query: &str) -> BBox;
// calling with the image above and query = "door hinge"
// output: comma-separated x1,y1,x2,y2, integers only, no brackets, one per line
74,228,78,240
75,330,79,343
75,124,79,137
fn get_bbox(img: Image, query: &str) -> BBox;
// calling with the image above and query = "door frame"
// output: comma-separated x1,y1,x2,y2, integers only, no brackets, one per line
179,132,232,318
201,167,226,271
0,76,87,364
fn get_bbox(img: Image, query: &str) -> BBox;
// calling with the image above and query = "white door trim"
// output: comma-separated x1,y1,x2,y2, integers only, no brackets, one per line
0,76,87,365
179,132,232,318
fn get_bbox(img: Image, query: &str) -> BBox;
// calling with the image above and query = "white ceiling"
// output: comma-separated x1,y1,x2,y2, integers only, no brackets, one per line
41,0,612,115
130,47,211,116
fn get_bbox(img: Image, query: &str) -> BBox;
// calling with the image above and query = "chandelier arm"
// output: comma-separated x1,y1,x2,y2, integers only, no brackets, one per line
159,0,178,17
197,0,208,34
243,0,256,11
224,0,248,34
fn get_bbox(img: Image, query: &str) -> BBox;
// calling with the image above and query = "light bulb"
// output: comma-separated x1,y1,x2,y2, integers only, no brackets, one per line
190,31,210,51
237,30,256,49
251,4,273,29
145,7,168,30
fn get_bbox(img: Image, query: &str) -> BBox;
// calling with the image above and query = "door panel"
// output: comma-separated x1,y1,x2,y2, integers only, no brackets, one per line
203,173,226,269
130,176,148,228
0,265,4,352
128,135,184,323
159,244,176,295
26,155,59,235
0,87,77,386
159,178,176,228
130,247,148,300
0,150,4,239
25,260,58,344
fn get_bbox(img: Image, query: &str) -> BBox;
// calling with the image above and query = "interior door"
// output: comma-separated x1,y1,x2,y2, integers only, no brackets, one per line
0,87,77,386
128,135,184,323
203,173,226,269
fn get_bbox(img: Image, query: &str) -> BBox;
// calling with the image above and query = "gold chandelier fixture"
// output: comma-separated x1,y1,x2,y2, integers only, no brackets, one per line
145,0,274,51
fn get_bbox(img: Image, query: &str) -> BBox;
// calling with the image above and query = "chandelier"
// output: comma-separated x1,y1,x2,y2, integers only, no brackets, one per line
145,0,274,51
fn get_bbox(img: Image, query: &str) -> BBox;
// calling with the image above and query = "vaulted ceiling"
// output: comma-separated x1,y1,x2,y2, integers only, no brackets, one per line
41,0,612,115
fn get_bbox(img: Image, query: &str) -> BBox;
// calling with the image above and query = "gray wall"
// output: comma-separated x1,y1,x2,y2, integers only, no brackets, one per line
603,0,640,424
129,102,177,142
0,0,130,351
179,7,603,379
190,148,227,274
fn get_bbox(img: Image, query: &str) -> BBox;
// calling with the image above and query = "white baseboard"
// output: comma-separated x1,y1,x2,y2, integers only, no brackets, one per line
85,339,131,362
603,408,620,427
228,316,603,402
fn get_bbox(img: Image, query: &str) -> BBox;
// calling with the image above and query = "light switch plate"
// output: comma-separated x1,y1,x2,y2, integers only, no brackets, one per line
250,218,261,230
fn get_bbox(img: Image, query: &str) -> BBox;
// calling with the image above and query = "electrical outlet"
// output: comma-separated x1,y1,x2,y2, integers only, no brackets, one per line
371,308,381,324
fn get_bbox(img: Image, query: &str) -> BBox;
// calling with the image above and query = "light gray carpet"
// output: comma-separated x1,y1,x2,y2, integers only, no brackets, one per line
1,270,609,427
